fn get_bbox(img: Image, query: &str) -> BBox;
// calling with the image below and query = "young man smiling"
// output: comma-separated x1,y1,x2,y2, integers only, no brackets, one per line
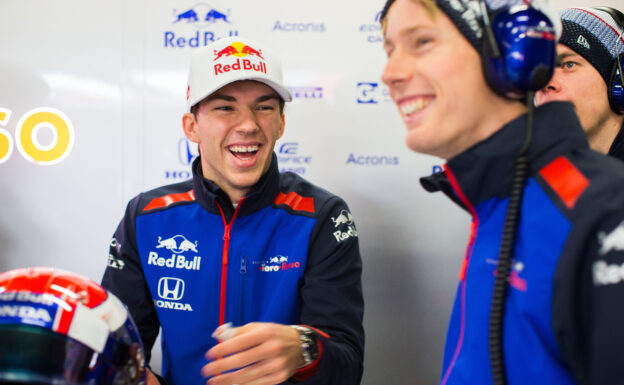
535,7,624,159
102,37,364,385
382,0,624,384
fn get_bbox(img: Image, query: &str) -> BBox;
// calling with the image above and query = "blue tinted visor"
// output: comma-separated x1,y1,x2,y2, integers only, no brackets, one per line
0,325,139,385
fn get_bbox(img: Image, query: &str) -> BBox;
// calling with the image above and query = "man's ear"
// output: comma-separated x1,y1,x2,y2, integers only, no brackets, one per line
278,114,285,139
182,112,200,143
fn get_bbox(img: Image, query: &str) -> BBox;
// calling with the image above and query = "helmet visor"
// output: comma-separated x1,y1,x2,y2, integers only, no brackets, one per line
0,325,99,385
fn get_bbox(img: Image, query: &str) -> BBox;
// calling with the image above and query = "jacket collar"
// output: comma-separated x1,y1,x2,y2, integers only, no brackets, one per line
421,102,589,209
191,153,280,221
608,122,624,162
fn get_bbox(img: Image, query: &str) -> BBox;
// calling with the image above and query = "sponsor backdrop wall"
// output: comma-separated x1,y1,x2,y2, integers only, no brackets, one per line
1,0,618,383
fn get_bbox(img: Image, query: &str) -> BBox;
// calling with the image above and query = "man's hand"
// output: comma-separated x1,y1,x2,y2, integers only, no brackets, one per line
201,322,304,385
145,368,161,385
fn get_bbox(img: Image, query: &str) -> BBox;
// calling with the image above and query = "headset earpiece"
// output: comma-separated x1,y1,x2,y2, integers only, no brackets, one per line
594,7,624,114
609,53,624,114
481,5,557,99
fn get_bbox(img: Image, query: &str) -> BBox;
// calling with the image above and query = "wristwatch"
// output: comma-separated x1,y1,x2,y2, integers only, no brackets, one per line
290,325,319,367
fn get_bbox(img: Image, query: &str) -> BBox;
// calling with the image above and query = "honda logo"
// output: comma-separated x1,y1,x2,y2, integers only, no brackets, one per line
158,277,185,301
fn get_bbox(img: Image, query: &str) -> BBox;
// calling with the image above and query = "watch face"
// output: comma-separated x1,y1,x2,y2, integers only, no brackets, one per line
303,331,318,362
292,326,318,366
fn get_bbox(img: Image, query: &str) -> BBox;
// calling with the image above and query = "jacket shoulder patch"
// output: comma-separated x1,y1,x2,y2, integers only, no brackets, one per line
143,190,196,212
538,156,589,209
274,191,315,213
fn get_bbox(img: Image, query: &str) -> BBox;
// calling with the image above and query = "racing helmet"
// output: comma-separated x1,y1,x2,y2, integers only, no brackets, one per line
0,267,146,385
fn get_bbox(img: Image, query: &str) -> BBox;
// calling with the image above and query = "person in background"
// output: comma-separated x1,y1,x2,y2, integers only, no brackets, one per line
536,6,624,159
102,36,364,385
381,0,624,383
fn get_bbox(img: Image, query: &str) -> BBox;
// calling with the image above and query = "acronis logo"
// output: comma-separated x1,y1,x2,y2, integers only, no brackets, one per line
346,154,399,166
165,3,239,48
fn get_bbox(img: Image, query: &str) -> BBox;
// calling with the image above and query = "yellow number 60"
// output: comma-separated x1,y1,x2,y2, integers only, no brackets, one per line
0,107,74,165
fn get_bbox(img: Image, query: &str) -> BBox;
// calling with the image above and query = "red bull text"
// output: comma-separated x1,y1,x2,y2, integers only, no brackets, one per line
213,43,267,75
214,58,267,76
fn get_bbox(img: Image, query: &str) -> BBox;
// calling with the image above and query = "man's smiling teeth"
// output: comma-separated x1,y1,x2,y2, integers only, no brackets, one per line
229,145,259,154
400,98,432,116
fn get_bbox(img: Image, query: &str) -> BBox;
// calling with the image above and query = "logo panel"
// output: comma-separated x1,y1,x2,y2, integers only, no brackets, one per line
164,138,198,180
277,142,312,175
357,82,392,104
330,210,358,243
158,277,185,301
148,235,202,271
164,3,239,49
212,41,267,76
359,11,383,43
0,292,57,328
253,255,301,273
598,220,624,255
288,86,324,100
154,277,193,311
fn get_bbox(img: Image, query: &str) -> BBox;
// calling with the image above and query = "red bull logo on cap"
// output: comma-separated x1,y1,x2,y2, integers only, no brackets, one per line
213,41,266,76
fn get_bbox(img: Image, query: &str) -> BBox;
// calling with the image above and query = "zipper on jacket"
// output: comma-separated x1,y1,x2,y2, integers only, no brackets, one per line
239,254,247,324
216,198,245,327
240,255,247,275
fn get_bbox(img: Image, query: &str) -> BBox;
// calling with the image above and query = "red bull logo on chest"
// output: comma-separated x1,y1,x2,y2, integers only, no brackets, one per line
148,235,202,271
213,41,267,75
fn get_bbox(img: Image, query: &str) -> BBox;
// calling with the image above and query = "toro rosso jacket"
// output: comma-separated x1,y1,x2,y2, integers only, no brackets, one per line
101,154,364,385
421,102,624,385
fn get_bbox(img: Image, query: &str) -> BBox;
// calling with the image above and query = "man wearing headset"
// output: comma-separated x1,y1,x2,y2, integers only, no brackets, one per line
536,7,624,160
381,0,624,384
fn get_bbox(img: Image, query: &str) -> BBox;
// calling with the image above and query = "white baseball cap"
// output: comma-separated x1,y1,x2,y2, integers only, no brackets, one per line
186,36,292,112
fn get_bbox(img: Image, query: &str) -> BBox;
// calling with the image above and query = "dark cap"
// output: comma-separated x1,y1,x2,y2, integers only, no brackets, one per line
558,7,624,86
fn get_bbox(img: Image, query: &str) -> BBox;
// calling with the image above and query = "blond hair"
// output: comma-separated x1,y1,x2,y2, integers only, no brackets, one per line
381,0,440,35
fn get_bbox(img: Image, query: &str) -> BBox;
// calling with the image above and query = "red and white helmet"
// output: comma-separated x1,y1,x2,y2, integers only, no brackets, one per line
0,267,146,385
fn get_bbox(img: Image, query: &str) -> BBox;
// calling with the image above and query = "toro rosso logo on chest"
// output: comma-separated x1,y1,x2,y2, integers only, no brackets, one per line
148,235,202,271
257,255,300,273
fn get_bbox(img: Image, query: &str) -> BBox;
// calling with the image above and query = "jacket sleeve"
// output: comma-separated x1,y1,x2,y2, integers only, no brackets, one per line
573,213,624,385
291,196,364,385
101,195,161,364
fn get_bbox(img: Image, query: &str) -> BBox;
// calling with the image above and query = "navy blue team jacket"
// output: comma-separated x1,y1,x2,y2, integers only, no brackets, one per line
102,154,364,385
422,102,624,385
